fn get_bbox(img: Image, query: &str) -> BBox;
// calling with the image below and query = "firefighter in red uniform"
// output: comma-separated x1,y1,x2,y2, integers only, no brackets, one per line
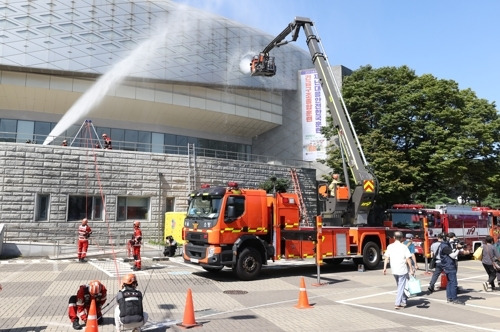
78,218,92,262
102,133,112,149
68,280,107,330
132,221,142,271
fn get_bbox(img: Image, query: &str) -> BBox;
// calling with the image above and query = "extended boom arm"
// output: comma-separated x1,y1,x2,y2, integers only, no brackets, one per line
251,17,377,224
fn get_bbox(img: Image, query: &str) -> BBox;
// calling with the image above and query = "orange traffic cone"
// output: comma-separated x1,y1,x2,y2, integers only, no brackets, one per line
295,277,313,309
85,298,99,332
177,288,202,328
440,271,448,289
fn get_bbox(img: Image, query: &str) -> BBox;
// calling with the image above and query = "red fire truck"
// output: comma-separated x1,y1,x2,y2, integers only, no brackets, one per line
182,17,386,280
384,204,492,258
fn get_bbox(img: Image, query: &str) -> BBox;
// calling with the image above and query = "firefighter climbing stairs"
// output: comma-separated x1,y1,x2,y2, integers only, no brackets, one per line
290,168,310,226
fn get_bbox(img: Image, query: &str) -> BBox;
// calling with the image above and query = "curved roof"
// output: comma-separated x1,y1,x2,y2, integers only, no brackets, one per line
0,0,310,90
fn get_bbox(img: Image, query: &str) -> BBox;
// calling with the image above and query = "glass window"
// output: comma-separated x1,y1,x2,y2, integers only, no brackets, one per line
34,121,51,144
137,131,151,152
35,194,50,221
0,119,16,142
164,133,177,154
17,120,34,143
67,195,103,221
117,196,150,221
166,197,175,212
225,196,245,221
176,135,187,146
151,132,164,153
123,129,138,151
110,128,124,150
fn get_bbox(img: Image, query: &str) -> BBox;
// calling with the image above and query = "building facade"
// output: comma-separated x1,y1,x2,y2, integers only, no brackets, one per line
0,0,349,244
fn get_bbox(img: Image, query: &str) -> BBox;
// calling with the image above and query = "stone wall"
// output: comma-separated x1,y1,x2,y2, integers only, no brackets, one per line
0,142,317,245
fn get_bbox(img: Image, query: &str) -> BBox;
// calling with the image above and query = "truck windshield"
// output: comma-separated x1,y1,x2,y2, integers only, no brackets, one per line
187,196,222,219
389,212,421,229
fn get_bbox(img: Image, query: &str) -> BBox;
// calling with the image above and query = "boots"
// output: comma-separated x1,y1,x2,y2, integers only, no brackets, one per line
72,320,82,330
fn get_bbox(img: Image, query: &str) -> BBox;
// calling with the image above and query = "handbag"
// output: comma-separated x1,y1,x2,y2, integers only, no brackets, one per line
429,256,436,269
407,275,422,295
473,246,483,260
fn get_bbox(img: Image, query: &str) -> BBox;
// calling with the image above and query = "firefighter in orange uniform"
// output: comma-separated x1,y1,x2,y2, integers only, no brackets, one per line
132,221,142,271
102,133,112,149
78,218,92,262
68,280,107,330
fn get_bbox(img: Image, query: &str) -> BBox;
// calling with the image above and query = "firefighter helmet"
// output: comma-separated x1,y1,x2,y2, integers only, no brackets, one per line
133,221,140,228
82,218,88,225
88,280,102,295
122,273,137,286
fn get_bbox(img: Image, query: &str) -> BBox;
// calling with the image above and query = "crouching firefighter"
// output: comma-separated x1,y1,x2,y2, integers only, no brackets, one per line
114,273,148,331
68,280,107,330
163,235,177,257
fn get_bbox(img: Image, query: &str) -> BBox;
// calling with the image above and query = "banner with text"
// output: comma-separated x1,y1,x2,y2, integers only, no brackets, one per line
300,69,327,161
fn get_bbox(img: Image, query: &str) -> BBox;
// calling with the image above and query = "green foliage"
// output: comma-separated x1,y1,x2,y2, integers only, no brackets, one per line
324,65,500,208
259,177,290,193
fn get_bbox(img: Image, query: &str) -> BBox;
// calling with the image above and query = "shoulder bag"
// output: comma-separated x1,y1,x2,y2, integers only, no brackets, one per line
473,246,483,261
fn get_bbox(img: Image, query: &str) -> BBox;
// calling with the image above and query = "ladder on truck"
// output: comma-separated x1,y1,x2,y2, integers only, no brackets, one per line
290,169,311,227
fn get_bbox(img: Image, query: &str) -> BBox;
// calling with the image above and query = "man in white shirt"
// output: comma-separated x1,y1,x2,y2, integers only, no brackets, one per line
383,231,415,309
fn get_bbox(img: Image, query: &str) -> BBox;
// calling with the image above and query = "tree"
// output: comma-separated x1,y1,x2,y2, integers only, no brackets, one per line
322,65,500,208
258,176,290,193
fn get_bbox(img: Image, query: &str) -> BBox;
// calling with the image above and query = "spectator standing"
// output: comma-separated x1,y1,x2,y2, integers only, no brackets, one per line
440,233,464,304
68,280,107,330
102,133,112,149
114,273,148,332
403,233,419,270
383,231,415,309
77,218,92,263
427,233,445,293
481,235,500,292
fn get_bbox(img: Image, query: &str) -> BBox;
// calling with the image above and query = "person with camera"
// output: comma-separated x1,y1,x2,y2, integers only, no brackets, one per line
439,232,465,304
481,235,500,292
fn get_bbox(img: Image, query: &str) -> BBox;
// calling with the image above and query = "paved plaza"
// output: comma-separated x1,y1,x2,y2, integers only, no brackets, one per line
1,248,500,332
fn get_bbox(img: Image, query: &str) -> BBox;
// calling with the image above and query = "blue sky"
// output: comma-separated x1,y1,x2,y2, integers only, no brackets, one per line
177,0,499,106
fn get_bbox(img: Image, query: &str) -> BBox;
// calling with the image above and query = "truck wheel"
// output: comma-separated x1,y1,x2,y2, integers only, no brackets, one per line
202,266,224,273
235,247,262,281
362,241,380,269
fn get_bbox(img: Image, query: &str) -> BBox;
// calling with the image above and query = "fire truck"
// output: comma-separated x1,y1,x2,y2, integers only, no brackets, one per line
383,204,427,257
384,203,493,259
182,17,386,280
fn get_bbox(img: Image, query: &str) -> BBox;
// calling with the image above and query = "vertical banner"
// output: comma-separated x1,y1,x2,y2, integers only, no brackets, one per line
300,69,327,161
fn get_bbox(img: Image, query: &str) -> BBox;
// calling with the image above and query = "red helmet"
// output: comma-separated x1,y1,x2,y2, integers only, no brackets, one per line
88,280,102,296
133,221,140,228
122,273,137,286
